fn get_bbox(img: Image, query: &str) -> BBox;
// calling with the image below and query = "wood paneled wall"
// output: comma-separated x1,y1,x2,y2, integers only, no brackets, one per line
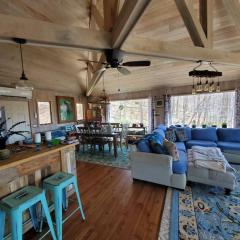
29,89,87,133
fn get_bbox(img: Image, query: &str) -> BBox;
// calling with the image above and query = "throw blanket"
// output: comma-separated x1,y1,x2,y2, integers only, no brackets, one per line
191,146,235,173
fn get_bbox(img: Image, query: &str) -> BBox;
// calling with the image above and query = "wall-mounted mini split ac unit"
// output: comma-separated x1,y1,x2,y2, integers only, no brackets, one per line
0,87,32,99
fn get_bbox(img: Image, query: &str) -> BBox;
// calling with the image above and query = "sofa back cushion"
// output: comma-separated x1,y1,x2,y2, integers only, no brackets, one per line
165,128,177,142
137,139,151,153
217,128,240,143
191,128,218,142
175,128,190,142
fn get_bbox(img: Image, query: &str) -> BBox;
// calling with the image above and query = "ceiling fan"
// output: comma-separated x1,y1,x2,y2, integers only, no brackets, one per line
77,49,151,75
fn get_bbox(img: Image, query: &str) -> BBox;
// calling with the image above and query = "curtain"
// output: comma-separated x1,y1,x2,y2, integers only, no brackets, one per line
235,88,240,128
164,94,172,126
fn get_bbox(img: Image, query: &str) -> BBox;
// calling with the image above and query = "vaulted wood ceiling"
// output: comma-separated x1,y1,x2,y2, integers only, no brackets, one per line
0,0,240,95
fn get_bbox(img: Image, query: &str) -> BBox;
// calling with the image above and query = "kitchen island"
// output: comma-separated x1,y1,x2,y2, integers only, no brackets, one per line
0,143,78,238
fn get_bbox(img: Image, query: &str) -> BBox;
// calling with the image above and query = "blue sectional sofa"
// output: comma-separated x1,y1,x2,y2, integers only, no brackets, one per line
130,125,240,189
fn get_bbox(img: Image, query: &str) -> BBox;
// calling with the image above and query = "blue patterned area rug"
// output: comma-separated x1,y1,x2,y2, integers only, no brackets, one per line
169,165,240,240
76,145,134,170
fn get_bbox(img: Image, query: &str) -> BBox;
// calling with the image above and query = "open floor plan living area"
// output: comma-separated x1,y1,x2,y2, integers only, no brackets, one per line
0,0,240,239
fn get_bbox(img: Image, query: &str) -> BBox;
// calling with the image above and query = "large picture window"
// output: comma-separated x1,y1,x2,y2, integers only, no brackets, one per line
110,98,150,128
171,91,235,127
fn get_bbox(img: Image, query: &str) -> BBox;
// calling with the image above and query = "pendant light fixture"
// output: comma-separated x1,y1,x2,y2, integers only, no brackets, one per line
13,38,34,90
189,61,222,95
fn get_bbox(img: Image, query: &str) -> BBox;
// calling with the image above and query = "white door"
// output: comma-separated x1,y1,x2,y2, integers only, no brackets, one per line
0,100,31,144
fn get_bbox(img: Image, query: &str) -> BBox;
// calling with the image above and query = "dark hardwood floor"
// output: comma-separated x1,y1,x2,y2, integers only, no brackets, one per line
27,162,166,240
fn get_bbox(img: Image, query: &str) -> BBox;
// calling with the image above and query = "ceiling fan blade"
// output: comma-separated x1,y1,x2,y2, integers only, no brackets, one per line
77,59,106,64
122,60,151,67
117,67,131,75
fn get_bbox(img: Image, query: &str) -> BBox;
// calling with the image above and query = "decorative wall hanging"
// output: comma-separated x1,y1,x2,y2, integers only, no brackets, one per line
56,96,76,123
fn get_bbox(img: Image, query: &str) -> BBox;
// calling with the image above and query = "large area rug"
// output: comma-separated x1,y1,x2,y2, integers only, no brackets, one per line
77,145,134,169
159,165,240,240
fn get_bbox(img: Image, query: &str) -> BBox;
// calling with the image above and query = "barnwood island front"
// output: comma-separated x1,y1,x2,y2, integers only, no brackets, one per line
0,143,77,237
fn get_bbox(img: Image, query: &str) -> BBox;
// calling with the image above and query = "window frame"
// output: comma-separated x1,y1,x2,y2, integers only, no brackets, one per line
76,102,84,121
37,101,52,125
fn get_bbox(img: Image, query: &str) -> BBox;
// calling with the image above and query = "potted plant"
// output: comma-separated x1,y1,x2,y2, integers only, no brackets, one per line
192,120,196,128
0,119,29,159
202,124,207,128
222,122,227,128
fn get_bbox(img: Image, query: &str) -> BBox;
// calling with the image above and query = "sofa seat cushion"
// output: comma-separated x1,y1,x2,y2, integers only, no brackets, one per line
175,142,187,152
186,140,217,149
217,128,240,143
217,141,240,152
191,128,218,141
172,150,187,174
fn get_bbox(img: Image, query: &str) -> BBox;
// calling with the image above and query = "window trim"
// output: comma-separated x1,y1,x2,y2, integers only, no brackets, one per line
76,102,84,121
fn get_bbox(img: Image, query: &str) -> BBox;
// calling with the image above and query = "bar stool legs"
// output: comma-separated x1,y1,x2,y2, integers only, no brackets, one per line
73,178,85,221
43,172,85,240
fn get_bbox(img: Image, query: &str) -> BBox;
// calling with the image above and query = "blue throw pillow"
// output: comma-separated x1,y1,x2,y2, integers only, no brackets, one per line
137,139,151,153
165,128,177,142
175,128,188,142
149,136,166,154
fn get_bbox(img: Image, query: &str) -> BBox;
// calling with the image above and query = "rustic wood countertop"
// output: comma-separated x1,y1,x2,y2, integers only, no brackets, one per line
0,143,77,171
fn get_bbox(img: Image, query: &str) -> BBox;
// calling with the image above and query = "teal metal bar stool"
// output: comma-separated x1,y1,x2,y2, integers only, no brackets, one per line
43,172,85,240
0,186,57,240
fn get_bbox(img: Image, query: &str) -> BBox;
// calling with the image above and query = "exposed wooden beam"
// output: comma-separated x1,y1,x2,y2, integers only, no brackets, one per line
222,0,240,33
103,0,120,31
86,55,106,96
112,0,151,49
199,0,213,48
0,13,111,51
86,0,120,96
91,4,104,29
123,36,240,66
174,0,209,47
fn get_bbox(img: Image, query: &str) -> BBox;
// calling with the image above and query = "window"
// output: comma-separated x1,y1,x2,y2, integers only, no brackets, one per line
110,99,150,128
171,91,235,127
37,101,52,125
76,103,84,120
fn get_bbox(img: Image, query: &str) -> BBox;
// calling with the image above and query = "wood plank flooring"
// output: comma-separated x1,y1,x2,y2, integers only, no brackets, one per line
27,162,166,240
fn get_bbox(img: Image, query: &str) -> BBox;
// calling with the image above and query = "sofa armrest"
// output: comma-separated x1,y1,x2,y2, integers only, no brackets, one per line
129,151,173,186
130,152,173,170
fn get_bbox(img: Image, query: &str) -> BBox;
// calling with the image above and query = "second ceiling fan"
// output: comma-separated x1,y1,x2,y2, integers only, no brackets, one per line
78,49,151,75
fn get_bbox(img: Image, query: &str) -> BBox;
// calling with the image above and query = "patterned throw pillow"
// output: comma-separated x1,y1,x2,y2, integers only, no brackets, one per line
165,128,177,142
163,139,179,161
149,137,166,154
175,128,188,142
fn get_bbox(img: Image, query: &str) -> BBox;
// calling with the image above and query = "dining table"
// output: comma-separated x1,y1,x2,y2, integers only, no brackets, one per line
77,132,121,158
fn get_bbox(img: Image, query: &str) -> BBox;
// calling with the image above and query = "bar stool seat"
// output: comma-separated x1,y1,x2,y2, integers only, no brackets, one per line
43,172,85,240
0,186,57,240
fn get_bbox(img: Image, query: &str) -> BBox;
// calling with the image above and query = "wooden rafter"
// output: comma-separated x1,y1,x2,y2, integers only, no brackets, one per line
199,0,213,48
86,0,151,96
174,0,209,47
112,0,151,49
0,14,111,51
222,0,240,33
86,0,120,97
123,36,240,66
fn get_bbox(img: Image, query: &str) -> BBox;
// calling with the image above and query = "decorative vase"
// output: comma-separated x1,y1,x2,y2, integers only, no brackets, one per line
192,124,196,128
0,149,10,160
222,123,227,128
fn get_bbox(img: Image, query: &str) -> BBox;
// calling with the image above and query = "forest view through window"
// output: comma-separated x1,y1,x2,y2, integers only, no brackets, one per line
171,91,235,127
110,99,149,128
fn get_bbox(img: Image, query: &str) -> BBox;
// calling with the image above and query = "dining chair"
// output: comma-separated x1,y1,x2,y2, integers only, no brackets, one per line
77,126,93,152
117,124,129,150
